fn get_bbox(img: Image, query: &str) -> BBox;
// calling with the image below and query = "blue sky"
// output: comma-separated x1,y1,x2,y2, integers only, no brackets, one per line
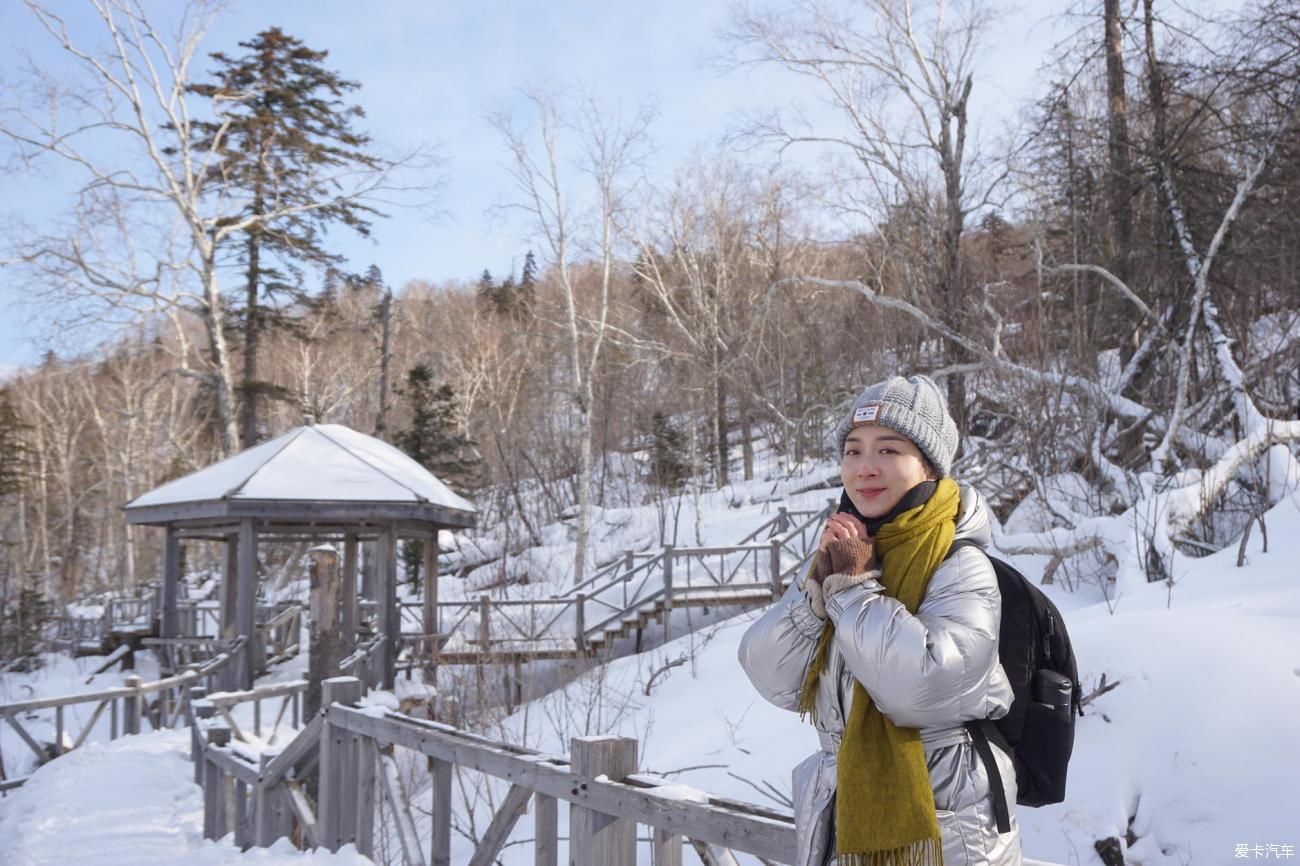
0,0,1062,375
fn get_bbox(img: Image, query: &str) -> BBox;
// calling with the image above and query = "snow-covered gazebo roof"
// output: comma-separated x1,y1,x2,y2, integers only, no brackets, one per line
125,423,477,530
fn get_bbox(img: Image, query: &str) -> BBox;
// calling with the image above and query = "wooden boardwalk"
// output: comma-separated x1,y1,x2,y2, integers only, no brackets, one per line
407,503,832,667
38,502,831,678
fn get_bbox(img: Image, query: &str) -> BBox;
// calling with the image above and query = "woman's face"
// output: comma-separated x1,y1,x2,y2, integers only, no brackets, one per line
840,424,936,519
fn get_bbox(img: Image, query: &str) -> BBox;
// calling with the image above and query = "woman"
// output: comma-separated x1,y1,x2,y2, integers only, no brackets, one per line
739,375,1022,866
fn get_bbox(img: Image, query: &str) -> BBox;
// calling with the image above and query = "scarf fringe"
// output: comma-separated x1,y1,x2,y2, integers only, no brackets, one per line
836,836,943,866
797,622,834,720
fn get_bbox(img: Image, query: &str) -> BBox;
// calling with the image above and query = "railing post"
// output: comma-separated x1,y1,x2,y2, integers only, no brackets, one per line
318,676,362,853
478,594,491,651
123,675,142,735
254,751,291,848
662,546,674,642
653,828,684,866
430,756,452,866
770,539,784,600
777,506,789,534
535,792,558,866
570,736,637,866
203,726,231,840
575,592,587,653
623,549,635,607
189,688,209,785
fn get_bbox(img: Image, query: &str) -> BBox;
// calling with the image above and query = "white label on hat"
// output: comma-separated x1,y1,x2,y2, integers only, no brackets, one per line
853,404,881,423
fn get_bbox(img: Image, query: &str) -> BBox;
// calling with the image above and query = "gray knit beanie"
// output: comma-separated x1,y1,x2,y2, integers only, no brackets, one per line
830,374,960,476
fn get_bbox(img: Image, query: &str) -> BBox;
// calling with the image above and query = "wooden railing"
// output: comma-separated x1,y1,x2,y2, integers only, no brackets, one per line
0,638,245,791
405,502,832,659
199,676,797,864
336,633,386,693
257,603,302,666
195,679,307,747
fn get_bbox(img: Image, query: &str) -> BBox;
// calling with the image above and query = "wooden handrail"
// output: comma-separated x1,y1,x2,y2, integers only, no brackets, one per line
0,637,245,715
323,696,796,864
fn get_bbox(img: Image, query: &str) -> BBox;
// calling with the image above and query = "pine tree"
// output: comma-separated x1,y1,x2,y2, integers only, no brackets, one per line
0,589,52,669
0,390,42,667
0,389,28,497
394,366,482,588
476,268,496,305
185,28,384,447
648,412,691,491
520,251,538,291
518,250,538,312
477,262,534,318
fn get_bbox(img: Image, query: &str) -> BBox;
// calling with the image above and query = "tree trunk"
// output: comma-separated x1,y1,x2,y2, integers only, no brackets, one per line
740,390,754,482
375,288,393,436
714,343,728,487
940,78,973,436
573,396,593,587
201,260,241,457
1105,0,1133,294
240,224,261,448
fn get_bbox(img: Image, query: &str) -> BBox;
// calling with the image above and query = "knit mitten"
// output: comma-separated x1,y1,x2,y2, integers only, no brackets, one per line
806,537,878,618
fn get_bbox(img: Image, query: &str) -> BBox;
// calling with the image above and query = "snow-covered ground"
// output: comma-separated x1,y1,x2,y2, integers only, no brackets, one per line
426,491,1300,865
3,439,1297,865
0,729,371,866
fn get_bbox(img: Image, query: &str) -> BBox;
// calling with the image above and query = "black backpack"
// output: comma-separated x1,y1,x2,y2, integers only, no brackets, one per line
947,539,1081,833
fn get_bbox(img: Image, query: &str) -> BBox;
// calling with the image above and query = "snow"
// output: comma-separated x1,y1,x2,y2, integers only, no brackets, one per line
7,433,1299,865
125,424,476,514
0,730,372,866
420,491,1300,865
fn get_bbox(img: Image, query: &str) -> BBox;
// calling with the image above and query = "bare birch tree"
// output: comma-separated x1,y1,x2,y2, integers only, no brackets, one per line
491,90,652,585
726,0,1005,433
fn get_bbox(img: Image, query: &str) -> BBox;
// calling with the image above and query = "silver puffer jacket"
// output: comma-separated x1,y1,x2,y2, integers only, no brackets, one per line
739,485,1023,866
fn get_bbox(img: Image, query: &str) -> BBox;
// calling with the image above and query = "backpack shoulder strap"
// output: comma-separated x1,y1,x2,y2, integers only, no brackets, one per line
951,537,1013,833
967,719,1013,834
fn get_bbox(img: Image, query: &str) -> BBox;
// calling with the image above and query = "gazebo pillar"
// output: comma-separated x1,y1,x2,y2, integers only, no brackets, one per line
160,526,181,671
359,542,375,608
220,533,238,640
376,522,397,690
423,530,439,674
236,518,258,690
341,534,358,653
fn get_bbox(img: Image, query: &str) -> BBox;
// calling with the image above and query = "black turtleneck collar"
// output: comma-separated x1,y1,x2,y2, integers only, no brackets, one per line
838,480,939,537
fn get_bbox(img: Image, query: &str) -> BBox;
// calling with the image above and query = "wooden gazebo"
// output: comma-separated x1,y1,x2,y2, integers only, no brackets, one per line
125,424,477,691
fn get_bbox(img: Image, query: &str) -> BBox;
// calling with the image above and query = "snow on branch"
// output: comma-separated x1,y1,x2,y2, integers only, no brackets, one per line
1152,79,1300,466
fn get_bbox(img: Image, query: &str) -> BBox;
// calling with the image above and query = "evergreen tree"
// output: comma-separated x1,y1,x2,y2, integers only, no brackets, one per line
520,250,538,291
476,268,495,304
477,262,534,318
185,28,384,447
0,389,28,496
496,274,519,316
648,412,691,491
394,365,482,588
518,250,538,312
0,589,52,669
0,393,42,667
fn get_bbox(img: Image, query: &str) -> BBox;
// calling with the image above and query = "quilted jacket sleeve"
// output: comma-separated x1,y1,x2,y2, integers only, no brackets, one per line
823,545,1005,729
737,579,832,712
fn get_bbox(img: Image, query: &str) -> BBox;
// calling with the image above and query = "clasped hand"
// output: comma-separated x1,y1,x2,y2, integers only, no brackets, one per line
811,513,875,587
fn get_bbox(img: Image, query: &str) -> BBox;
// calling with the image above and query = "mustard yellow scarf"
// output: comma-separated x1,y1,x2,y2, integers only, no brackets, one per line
797,477,960,866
